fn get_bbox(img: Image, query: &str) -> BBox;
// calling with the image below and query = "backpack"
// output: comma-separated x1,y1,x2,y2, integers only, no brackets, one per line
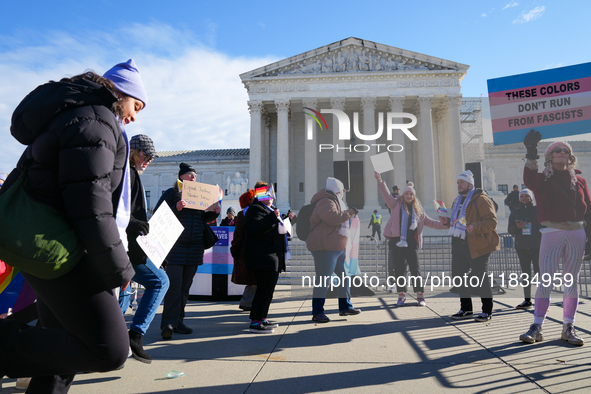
295,201,320,241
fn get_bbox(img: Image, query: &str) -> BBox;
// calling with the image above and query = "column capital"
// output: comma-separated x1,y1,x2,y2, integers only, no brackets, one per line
438,100,449,112
433,108,446,123
247,100,264,115
360,97,377,111
445,94,463,108
274,99,291,114
330,97,346,111
302,98,318,110
417,95,434,107
412,101,421,114
388,95,405,109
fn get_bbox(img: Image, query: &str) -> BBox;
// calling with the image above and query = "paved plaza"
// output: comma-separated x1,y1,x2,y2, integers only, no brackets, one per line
4,284,590,393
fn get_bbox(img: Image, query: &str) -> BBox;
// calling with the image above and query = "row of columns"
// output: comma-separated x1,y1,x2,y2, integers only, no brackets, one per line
248,95,464,211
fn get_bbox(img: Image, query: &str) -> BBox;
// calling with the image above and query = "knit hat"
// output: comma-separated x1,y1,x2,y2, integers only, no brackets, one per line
103,59,148,108
227,207,237,216
520,188,534,200
178,163,195,178
401,181,416,196
130,134,158,158
544,141,573,160
457,170,474,186
326,177,345,194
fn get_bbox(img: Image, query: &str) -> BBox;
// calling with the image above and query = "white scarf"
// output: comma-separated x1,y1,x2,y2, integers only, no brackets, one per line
397,204,418,247
448,187,476,240
115,120,131,250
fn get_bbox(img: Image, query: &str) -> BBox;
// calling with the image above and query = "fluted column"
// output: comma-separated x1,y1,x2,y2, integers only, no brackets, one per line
433,107,447,203
360,97,380,210
388,96,406,189
446,95,465,182
330,98,346,162
412,101,422,188
275,99,291,211
248,100,263,188
302,98,318,203
418,96,436,203
261,107,271,182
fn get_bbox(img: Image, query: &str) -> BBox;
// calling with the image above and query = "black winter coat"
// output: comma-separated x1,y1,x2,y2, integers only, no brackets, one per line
155,187,219,265
244,200,286,272
507,202,542,250
127,165,148,265
1,78,134,289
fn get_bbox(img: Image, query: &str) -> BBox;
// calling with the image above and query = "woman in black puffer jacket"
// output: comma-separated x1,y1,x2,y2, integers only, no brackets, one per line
0,60,147,392
155,163,220,340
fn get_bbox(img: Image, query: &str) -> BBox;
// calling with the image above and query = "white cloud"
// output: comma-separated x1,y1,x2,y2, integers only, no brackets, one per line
257,22,266,29
481,13,487,17
513,6,545,24
502,2,519,10
0,22,279,173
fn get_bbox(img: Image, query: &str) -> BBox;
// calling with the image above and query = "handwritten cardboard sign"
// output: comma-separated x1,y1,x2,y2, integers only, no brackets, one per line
136,203,184,268
181,180,222,210
488,62,591,145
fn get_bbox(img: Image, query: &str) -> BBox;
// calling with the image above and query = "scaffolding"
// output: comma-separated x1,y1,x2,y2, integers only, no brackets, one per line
461,98,484,163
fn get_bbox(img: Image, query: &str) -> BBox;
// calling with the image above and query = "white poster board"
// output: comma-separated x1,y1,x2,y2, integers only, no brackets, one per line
370,152,394,173
136,203,184,268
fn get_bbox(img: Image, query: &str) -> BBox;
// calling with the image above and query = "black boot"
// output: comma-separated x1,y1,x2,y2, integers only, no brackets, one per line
128,330,152,364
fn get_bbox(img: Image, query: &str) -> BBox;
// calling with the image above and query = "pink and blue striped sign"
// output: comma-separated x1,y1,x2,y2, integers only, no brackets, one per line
487,62,591,145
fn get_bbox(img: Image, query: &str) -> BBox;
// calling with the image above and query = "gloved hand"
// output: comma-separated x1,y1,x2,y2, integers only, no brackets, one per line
137,221,149,235
350,206,359,216
523,129,542,159
128,220,150,236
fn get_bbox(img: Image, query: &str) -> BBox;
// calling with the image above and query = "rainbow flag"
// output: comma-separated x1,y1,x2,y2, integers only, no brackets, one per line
0,261,25,315
255,185,275,201
433,200,448,213
344,216,361,276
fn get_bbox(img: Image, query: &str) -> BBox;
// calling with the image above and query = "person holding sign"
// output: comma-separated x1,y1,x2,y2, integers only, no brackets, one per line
0,60,147,391
519,130,591,346
374,173,448,306
155,163,220,340
119,134,169,364
507,189,541,310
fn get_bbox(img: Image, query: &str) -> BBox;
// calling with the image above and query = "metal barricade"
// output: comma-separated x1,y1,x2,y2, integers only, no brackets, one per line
282,234,591,299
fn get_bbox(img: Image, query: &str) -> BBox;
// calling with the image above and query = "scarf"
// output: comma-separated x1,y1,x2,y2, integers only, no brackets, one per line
448,187,476,239
397,203,418,247
115,121,131,250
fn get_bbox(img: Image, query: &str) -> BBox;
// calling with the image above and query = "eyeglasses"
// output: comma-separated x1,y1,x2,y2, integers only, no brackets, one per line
552,148,570,154
140,151,155,164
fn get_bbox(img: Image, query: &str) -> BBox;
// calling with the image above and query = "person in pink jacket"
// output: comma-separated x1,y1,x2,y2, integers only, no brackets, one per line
375,172,448,307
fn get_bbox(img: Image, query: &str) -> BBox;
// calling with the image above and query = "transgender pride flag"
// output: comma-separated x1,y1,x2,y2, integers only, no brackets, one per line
488,62,591,145
344,216,361,276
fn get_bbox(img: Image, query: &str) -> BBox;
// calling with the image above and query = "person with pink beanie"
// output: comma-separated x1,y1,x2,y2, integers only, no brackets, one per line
374,172,448,307
519,130,591,346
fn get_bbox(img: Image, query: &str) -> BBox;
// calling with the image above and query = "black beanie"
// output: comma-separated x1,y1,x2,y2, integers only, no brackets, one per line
179,162,195,178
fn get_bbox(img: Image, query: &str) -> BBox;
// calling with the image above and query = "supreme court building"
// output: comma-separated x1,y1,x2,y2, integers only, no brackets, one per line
240,37,470,212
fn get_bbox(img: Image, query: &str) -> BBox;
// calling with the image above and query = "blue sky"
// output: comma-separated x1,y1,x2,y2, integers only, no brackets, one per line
1,0,589,173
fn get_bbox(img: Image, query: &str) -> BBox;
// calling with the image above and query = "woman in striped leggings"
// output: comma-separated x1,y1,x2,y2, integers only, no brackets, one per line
519,130,591,346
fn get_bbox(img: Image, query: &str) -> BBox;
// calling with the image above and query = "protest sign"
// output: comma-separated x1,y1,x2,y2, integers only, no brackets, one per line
488,62,591,145
181,180,223,210
137,203,184,268
370,152,394,173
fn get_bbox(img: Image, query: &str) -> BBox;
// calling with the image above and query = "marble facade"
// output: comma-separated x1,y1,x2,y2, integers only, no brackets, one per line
240,37,469,212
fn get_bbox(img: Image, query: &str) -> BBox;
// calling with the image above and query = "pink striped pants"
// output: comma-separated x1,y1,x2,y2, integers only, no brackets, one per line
534,228,585,325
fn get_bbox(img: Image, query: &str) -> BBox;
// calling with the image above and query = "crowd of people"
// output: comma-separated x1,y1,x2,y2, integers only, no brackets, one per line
0,59,590,393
